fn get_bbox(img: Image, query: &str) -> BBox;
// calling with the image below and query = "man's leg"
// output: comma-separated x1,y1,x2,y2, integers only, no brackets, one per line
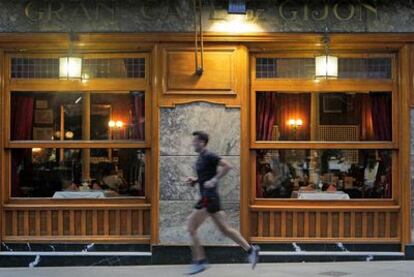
210,211,250,250
187,208,209,261
210,211,260,269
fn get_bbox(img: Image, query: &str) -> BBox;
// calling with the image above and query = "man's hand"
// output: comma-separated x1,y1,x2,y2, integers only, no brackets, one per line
204,177,218,189
185,177,198,187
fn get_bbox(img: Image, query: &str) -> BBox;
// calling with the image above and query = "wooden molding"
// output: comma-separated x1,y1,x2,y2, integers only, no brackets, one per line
161,45,239,95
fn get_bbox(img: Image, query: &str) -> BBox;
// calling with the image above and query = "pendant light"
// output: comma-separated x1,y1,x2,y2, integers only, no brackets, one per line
59,33,82,79
315,27,338,79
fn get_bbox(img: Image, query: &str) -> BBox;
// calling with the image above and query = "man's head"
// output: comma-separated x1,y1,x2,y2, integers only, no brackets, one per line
192,131,209,153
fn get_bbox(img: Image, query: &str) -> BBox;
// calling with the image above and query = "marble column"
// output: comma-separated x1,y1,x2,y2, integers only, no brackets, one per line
159,102,241,245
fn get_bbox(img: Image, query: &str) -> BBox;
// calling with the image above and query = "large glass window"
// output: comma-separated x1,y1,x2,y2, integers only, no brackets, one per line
11,148,145,198
253,54,396,201
7,53,148,200
11,91,145,141
256,149,392,199
256,92,392,141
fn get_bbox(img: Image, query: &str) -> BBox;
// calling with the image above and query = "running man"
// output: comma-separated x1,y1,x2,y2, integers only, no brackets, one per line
185,131,260,275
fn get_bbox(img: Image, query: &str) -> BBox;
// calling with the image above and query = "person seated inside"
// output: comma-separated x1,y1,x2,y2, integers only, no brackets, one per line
94,163,127,196
261,152,293,198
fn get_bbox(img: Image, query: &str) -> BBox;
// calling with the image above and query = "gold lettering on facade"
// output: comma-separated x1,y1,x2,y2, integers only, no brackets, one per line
96,2,116,21
23,0,379,25
72,2,92,21
278,1,378,22
46,1,64,21
311,4,329,21
25,1,44,21
333,1,355,21
24,0,117,22
279,0,298,21
361,3,378,20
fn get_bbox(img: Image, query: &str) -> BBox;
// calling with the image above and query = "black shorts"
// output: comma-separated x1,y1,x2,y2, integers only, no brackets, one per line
194,195,222,214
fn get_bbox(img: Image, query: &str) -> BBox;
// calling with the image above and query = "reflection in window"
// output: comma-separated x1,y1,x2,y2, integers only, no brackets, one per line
256,92,391,141
11,91,145,141
256,149,392,199
11,148,145,198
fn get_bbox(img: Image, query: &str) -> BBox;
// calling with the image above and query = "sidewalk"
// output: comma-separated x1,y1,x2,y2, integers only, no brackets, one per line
0,261,413,277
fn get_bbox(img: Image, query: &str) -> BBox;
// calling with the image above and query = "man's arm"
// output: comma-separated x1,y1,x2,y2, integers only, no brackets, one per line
204,159,233,188
185,176,198,187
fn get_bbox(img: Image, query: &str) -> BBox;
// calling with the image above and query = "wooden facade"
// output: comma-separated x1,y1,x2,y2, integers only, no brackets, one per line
0,33,412,250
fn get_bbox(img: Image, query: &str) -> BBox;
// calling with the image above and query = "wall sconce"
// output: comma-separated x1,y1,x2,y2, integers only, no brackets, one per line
315,27,338,79
65,131,74,139
59,33,82,79
288,119,303,129
32,148,42,153
108,120,124,129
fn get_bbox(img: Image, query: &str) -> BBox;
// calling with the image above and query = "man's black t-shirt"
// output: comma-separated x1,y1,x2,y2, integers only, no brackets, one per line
195,150,221,197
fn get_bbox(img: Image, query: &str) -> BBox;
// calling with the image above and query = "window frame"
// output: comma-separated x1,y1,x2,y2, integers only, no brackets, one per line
3,52,152,203
250,52,399,204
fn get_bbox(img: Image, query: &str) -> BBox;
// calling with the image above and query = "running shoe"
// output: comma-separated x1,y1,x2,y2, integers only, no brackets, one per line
248,245,260,269
186,260,209,275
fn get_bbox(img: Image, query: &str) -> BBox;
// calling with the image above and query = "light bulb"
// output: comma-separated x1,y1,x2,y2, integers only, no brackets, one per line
115,120,123,128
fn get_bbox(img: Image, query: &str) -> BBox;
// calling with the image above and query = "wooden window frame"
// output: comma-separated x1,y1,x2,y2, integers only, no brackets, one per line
3,52,152,204
250,52,400,205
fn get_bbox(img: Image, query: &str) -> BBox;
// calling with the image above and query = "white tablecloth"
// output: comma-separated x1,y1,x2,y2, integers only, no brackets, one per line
52,191,106,199
297,191,350,200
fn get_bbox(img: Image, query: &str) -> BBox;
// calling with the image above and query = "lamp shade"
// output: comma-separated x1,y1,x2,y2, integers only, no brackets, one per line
315,55,338,79
59,57,82,79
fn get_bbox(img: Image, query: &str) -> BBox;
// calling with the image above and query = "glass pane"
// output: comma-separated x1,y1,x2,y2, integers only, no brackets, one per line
255,57,392,79
339,58,392,79
11,148,145,198
90,92,145,141
256,92,392,141
11,92,83,141
11,91,145,141
11,57,145,79
256,149,392,199
82,58,145,79
256,58,315,78
11,57,59,79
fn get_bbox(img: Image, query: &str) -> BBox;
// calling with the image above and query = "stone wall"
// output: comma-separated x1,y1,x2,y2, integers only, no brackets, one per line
159,102,240,245
3,0,414,32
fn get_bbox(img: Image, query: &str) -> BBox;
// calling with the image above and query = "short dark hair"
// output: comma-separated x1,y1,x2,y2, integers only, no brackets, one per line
192,131,209,145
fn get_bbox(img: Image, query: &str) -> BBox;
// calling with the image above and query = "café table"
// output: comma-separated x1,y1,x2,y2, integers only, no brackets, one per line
292,190,351,200
52,191,106,199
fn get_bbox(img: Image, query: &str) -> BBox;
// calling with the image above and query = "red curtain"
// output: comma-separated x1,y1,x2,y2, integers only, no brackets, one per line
371,93,392,141
277,93,310,140
356,93,391,141
130,92,145,140
256,92,278,140
11,95,34,140
355,94,375,140
255,92,278,197
11,95,34,197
